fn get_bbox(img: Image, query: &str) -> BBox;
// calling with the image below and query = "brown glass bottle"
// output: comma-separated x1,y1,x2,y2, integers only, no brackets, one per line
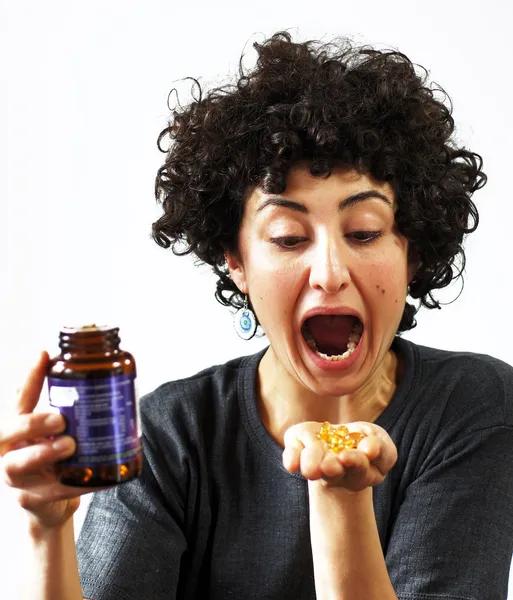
47,325,143,487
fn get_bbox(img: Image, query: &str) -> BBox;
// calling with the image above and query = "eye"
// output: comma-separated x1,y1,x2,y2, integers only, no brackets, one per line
347,231,382,244
270,236,307,249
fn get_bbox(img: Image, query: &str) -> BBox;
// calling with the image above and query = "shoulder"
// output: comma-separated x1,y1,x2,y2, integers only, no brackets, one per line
398,337,513,428
142,354,243,405
415,340,513,383
138,349,264,439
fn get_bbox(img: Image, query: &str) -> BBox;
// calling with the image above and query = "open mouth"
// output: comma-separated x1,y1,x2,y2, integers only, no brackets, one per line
301,315,363,361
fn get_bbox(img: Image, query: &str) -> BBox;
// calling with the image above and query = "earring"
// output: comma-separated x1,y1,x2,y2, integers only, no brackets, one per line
234,295,257,340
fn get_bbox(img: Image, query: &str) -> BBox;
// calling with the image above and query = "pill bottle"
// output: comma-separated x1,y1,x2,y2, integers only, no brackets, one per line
47,325,142,487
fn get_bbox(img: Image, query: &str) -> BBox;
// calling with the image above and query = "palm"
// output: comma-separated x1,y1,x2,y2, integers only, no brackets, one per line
31,496,82,529
282,420,398,492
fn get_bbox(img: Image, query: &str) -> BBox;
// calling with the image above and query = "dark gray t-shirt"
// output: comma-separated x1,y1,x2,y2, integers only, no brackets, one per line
77,337,513,599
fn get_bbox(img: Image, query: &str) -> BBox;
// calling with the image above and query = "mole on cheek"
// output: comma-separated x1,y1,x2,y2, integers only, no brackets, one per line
381,288,385,294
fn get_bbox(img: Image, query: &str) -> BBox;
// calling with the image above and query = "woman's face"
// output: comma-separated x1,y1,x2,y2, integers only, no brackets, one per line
226,165,414,397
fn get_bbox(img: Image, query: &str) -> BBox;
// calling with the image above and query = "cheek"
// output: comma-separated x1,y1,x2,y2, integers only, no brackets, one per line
372,265,407,291
247,262,301,321
363,254,409,305
247,250,301,292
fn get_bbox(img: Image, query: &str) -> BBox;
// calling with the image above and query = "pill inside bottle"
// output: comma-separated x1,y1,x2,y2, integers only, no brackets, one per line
47,324,143,487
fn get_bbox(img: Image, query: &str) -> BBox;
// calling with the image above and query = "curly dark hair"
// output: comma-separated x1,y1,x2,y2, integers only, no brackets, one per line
152,31,485,333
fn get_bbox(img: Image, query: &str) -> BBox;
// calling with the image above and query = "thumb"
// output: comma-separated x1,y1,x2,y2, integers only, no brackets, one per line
15,351,50,415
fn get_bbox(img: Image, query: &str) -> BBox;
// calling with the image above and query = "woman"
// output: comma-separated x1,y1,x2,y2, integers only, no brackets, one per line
1,32,512,599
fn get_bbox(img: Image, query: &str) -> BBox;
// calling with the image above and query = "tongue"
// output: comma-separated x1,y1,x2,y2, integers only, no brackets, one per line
307,315,356,355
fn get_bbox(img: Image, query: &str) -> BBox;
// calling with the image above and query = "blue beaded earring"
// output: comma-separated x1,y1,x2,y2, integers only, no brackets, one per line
234,295,257,340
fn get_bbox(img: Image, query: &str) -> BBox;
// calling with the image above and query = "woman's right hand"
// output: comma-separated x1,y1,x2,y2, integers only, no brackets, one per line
0,351,103,534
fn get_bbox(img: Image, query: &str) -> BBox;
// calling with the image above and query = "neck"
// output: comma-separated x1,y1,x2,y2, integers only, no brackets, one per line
257,346,400,448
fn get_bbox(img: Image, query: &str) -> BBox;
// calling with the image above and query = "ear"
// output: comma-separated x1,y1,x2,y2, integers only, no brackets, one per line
224,250,248,295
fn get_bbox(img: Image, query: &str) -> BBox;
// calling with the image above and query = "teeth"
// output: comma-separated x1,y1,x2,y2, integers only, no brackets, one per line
303,318,363,361
352,322,363,335
302,322,314,342
317,346,356,361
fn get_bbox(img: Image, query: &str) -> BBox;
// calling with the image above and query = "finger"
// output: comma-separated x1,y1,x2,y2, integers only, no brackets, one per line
320,451,345,479
357,434,397,476
338,449,387,489
373,444,397,476
15,351,50,415
282,438,304,473
0,413,66,456
4,464,57,489
283,422,320,473
345,423,397,474
356,434,381,461
335,450,375,491
337,449,370,471
1,436,76,488
283,422,320,447
2,461,66,492
300,441,326,480
15,481,109,513
14,488,81,518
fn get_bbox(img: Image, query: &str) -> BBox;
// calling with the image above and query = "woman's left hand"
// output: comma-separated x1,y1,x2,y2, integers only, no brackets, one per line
282,421,397,492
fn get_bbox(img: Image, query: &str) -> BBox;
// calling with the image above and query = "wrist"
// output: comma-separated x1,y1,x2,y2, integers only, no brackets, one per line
27,516,71,545
308,479,373,501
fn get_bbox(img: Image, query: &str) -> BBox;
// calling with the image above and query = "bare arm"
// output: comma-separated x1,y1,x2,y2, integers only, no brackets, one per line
308,484,396,600
283,420,398,599
0,352,105,600
22,519,84,600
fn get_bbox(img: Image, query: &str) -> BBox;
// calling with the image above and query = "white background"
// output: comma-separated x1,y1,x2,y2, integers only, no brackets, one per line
1,0,512,596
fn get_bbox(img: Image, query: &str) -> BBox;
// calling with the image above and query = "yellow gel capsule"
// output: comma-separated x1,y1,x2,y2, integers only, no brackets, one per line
335,425,349,437
344,432,365,448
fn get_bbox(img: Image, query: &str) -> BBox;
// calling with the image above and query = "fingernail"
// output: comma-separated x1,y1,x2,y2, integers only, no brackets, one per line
52,437,73,452
45,414,63,430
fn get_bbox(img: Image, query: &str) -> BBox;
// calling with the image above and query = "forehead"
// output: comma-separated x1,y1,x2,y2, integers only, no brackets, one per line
247,164,396,211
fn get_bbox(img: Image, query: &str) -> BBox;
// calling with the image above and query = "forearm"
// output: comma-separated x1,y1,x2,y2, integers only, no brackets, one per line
23,518,83,600
308,483,396,600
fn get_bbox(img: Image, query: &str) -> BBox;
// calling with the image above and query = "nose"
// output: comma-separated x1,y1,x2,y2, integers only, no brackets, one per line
308,236,351,294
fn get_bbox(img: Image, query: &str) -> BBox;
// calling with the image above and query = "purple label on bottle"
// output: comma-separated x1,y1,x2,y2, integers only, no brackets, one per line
48,374,141,467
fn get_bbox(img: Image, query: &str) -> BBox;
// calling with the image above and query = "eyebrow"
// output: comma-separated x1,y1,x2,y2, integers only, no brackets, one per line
255,190,392,213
